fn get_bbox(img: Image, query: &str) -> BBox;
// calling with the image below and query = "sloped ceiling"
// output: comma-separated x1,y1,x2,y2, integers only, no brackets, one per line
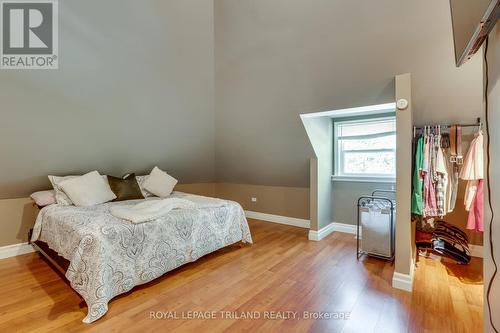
215,0,484,187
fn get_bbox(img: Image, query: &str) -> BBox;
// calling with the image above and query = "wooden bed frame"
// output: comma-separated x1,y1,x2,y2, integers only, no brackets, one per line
28,202,70,274
28,228,70,274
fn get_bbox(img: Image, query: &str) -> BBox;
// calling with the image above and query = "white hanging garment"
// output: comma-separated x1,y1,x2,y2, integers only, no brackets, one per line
459,131,484,210
435,146,449,216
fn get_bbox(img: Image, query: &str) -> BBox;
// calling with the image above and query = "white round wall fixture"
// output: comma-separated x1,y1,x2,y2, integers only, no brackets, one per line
396,99,409,110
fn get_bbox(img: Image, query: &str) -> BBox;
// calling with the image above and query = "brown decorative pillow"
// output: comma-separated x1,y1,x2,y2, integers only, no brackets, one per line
107,173,144,202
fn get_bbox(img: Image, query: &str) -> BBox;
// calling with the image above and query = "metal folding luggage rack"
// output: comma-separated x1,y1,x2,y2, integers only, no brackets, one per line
357,190,396,261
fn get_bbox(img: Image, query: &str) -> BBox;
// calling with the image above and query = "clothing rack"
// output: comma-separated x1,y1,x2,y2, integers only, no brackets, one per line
414,117,482,130
413,118,482,138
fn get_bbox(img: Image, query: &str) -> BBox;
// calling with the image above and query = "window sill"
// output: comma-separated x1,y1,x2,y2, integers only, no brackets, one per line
331,175,396,183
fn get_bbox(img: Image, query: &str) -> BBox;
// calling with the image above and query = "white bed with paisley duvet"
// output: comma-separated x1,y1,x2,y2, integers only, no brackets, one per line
31,192,252,323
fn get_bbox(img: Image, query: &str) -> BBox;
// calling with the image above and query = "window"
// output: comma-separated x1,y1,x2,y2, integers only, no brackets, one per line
333,116,396,181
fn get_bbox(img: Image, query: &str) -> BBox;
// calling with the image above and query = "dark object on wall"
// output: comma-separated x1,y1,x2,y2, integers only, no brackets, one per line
107,173,144,202
450,0,500,66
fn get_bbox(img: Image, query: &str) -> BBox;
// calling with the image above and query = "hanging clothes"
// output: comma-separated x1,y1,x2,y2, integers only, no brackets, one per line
421,132,430,215
440,133,454,214
422,132,430,173
411,136,424,215
423,134,438,217
467,180,484,232
459,131,484,232
431,132,440,182
443,148,456,213
448,164,459,212
412,124,481,219
435,144,448,217
447,126,461,212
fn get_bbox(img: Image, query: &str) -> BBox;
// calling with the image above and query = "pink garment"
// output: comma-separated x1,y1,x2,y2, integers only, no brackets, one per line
467,179,484,232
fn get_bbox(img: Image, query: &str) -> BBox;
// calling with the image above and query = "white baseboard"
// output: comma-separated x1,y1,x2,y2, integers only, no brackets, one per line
244,212,356,240
0,242,35,259
392,259,416,292
308,222,357,241
469,244,483,258
308,223,336,241
330,222,357,235
244,210,310,229
392,271,414,292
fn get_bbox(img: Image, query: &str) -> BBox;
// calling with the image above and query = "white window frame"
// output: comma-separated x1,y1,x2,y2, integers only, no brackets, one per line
332,116,396,183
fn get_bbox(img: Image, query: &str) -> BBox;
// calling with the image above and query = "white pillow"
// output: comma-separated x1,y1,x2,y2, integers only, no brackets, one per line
59,171,116,207
135,175,154,198
30,190,56,207
49,174,109,205
48,175,78,205
142,166,178,198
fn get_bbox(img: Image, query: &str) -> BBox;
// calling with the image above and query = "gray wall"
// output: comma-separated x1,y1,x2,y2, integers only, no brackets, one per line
214,0,483,187
0,0,215,198
485,23,500,333
332,182,394,225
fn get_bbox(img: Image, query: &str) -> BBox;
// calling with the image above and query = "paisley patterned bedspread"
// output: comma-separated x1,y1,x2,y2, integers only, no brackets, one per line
31,192,252,323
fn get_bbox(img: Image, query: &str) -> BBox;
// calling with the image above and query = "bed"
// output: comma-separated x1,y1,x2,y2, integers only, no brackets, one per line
30,192,252,323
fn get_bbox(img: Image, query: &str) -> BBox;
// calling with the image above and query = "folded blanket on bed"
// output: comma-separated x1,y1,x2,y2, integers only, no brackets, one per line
180,194,228,208
110,195,228,223
110,198,195,223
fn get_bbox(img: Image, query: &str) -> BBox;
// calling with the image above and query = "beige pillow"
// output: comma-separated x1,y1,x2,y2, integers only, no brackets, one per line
135,175,154,198
49,174,109,205
142,166,178,198
59,171,116,207
30,190,56,207
48,175,78,205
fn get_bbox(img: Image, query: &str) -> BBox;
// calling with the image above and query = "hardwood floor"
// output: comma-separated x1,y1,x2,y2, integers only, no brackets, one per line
0,219,483,333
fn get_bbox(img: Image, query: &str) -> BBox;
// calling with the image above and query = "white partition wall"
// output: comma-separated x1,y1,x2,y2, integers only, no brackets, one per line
392,73,416,291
